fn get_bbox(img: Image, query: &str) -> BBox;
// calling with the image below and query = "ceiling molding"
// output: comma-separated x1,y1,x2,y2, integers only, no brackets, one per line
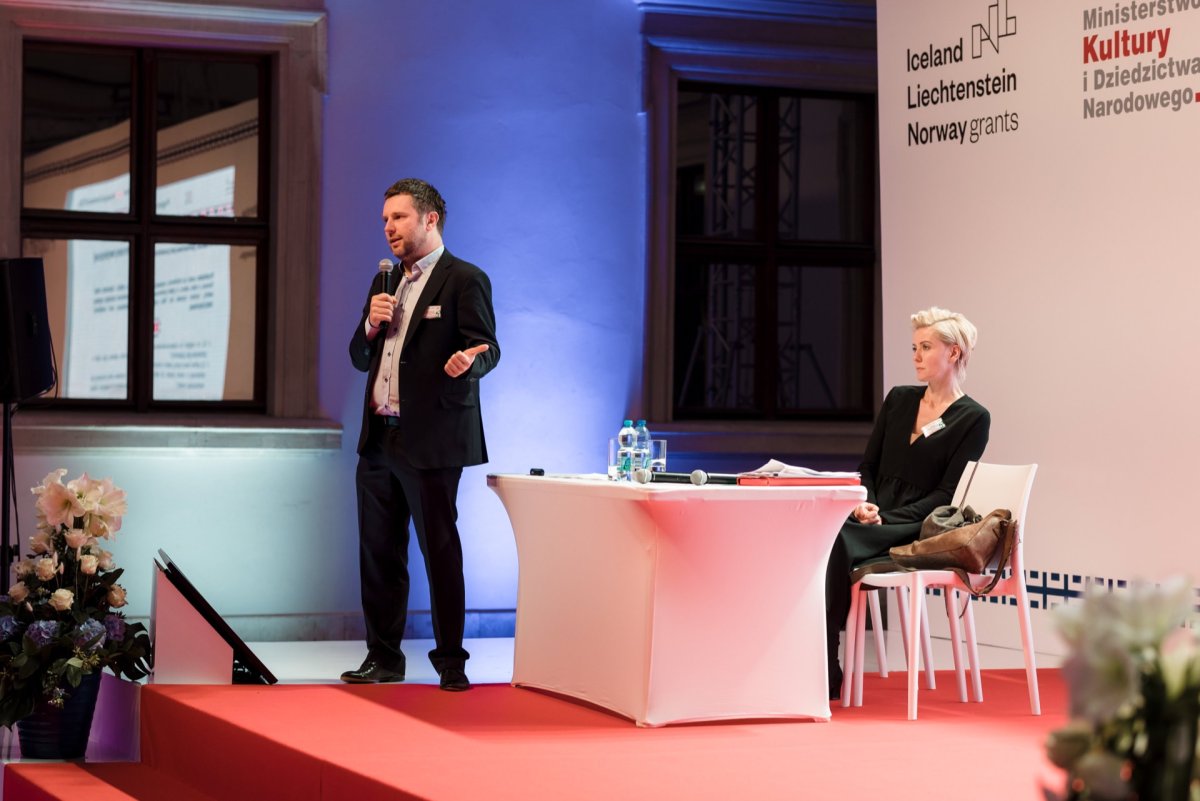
636,0,875,27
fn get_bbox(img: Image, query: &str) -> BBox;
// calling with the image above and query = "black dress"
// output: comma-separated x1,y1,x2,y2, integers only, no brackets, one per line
825,385,990,691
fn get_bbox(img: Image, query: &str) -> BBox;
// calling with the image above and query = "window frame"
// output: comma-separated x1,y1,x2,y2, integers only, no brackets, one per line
672,81,878,421
0,0,326,420
20,42,272,411
640,0,880,454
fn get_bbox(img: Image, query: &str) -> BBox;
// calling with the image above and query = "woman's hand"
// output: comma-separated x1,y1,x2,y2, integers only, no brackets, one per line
853,502,882,525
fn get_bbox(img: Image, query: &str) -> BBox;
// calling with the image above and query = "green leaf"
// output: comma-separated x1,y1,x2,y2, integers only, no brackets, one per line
64,664,83,686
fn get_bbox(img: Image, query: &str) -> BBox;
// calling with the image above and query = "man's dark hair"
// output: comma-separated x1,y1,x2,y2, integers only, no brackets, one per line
384,178,446,233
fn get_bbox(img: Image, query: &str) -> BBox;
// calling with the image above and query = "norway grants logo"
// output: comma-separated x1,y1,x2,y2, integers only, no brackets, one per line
973,0,1017,59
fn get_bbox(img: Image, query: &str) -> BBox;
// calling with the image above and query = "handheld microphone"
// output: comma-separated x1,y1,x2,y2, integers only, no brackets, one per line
377,259,395,333
630,469,719,486
688,470,739,485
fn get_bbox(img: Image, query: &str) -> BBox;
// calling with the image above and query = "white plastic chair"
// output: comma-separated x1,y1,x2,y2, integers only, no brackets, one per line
840,462,1040,720
852,583,937,686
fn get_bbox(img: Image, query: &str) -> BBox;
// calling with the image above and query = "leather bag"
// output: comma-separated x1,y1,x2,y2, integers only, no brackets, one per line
889,508,1017,594
919,504,981,540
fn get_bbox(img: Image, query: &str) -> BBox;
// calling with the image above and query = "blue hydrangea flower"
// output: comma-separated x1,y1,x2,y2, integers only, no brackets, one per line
0,615,21,641
26,620,60,648
72,618,107,651
103,614,126,642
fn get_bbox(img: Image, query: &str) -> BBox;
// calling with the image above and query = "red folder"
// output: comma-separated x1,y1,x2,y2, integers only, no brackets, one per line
736,475,861,486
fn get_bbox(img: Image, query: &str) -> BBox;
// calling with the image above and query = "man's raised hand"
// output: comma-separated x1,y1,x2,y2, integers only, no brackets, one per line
444,344,489,377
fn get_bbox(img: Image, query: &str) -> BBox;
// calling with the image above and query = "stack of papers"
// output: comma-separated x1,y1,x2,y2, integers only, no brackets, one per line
737,459,860,486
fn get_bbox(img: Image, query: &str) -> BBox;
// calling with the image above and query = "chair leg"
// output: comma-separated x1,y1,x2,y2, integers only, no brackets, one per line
897,586,935,689
1015,578,1042,715
894,587,911,671
867,590,888,678
962,592,983,702
841,584,861,708
853,591,867,707
944,589,967,703
906,577,923,720
919,590,936,690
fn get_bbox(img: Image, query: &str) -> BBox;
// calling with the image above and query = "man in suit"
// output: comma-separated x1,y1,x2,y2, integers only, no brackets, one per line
344,178,500,691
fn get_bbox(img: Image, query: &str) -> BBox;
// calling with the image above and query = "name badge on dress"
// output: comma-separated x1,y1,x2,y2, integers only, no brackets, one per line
424,305,441,319
921,418,946,438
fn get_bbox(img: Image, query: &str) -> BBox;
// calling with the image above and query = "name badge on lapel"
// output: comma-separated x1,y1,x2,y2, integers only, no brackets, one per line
424,305,442,319
921,418,946,438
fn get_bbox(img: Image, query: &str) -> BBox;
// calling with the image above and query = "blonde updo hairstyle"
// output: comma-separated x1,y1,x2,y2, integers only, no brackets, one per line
910,307,977,383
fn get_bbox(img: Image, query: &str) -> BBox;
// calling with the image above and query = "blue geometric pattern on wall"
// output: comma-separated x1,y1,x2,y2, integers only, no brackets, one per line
931,571,1200,613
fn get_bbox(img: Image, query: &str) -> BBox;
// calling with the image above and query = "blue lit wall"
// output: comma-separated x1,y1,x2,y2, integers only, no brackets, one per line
317,0,646,619
7,0,647,638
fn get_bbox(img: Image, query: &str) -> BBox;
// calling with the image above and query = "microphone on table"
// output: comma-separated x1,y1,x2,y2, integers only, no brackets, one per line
376,259,395,334
631,469,730,486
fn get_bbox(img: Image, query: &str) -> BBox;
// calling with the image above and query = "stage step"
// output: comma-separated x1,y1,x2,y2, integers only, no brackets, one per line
5,671,1068,801
5,762,220,801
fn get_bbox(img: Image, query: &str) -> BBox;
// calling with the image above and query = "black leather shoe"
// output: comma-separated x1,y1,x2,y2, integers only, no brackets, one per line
439,667,471,692
340,659,405,684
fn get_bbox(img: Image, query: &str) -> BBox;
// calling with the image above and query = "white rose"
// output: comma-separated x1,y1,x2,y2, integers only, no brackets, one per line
35,557,58,582
49,588,74,612
79,554,99,575
8,582,29,603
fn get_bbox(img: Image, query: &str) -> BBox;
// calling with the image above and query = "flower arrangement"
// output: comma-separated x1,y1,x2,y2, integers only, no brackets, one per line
0,469,152,729
1045,577,1200,801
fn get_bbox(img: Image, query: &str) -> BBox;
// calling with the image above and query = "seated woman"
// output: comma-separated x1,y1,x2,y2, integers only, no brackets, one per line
826,306,989,698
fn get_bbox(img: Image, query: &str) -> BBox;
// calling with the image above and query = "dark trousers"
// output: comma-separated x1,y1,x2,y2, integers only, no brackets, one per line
825,519,923,692
355,420,469,674
825,535,852,692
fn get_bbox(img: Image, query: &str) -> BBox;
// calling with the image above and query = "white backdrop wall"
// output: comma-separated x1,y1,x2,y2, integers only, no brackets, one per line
877,0,1200,649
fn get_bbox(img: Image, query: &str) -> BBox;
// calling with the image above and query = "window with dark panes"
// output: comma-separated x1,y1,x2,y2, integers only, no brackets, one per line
20,42,268,409
673,83,876,421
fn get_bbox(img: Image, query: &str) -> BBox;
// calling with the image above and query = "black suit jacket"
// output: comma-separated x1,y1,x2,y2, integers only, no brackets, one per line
349,249,500,468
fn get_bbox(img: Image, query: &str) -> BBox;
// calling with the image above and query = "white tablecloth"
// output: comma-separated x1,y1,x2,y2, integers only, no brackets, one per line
488,473,866,726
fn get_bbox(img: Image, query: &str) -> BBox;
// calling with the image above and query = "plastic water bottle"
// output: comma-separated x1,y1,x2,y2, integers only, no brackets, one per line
634,420,651,471
616,420,637,481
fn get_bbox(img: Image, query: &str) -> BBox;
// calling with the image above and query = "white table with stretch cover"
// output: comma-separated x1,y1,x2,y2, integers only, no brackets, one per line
487,473,866,726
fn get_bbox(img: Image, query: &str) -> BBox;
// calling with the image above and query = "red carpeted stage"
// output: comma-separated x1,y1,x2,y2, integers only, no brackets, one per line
5,668,1068,800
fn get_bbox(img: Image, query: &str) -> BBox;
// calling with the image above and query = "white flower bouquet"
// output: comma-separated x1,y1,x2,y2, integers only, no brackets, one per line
0,470,152,728
1046,577,1200,801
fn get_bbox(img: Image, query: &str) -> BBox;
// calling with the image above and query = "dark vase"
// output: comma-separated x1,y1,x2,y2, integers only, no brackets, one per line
16,671,102,760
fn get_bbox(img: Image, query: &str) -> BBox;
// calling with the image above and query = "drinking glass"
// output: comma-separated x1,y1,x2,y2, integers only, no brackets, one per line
649,439,667,472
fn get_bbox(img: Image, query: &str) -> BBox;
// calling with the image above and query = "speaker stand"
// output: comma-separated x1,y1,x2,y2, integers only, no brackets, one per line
1,401,13,594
